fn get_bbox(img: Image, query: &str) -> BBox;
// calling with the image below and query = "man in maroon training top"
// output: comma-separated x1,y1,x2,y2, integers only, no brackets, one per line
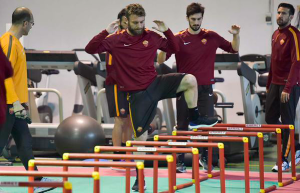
158,2,240,172
265,3,300,172
86,4,218,191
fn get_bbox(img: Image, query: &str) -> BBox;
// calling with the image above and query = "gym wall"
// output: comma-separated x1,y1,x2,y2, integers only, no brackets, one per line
0,0,299,124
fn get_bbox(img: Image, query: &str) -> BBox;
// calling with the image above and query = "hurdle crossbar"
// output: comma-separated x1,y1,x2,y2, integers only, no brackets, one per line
175,130,276,193
28,159,144,193
0,181,72,193
155,135,249,193
127,141,226,193
93,146,200,193
63,153,172,193
0,171,96,193
215,123,297,182
197,126,295,187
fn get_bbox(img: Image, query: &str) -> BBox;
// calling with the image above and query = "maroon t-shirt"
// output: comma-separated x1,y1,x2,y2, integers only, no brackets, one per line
85,28,179,91
167,29,237,85
267,25,300,93
0,46,13,124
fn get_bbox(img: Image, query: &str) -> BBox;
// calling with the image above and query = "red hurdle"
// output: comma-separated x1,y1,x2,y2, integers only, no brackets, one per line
197,125,295,189
63,153,172,193
28,159,144,193
94,146,200,193
174,130,276,193
155,135,250,193
0,181,72,193
0,170,96,193
126,141,226,193
215,123,297,183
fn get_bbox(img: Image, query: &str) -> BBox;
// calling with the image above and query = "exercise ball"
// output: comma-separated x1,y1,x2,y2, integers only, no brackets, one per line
54,115,105,155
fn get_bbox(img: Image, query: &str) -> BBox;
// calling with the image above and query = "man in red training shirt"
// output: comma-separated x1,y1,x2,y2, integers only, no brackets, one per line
158,2,240,172
85,4,218,190
265,3,300,172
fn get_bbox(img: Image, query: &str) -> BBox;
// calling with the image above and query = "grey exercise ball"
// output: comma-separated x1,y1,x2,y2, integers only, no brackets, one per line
54,115,106,155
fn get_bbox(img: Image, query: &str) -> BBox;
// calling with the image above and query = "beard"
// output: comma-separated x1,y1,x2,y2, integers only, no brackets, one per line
128,25,144,36
277,18,289,28
189,23,200,32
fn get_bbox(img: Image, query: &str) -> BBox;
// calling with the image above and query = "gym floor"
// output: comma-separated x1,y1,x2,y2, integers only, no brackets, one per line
0,144,300,193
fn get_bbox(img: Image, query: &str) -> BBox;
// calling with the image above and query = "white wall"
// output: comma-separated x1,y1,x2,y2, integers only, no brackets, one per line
0,0,299,123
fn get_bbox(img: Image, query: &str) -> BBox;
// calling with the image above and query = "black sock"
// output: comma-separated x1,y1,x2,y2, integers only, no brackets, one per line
178,153,185,163
121,143,126,147
136,167,139,180
188,107,199,122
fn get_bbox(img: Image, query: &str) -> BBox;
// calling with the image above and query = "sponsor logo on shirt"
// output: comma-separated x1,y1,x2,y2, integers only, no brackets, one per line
184,42,191,45
143,40,149,47
124,44,132,47
201,39,207,45
280,39,285,45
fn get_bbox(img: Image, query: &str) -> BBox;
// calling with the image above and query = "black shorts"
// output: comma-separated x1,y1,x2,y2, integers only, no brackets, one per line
176,85,214,131
106,84,129,118
129,73,186,137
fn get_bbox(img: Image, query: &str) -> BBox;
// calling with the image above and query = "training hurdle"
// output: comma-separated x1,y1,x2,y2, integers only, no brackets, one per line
28,159,144,193
155,135,250,193
197,125,296,188
127,141,226,193
0,181,72,193
93,146,200,193
63,153,173,193
0,170,97,193
175,130,276,193
215,123,297,181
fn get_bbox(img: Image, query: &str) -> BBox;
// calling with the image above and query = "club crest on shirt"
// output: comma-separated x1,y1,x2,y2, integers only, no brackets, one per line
143,40,149,47
120,108,126,115
280,39,285,45
137,127,143,132
201,39,207,45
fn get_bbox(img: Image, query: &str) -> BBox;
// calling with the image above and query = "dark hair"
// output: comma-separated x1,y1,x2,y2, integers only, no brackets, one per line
186,3,205,18
125,4,146,19
12,7,32,24
278,3,295,16
117,8,126,21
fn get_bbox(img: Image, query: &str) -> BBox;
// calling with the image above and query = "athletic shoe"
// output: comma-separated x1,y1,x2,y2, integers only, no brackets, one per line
34,177,61,193
199,154,214,171
176,162,187,173
188,115,218,130
272,160,290,172
289,150,300,167
131,179,146,192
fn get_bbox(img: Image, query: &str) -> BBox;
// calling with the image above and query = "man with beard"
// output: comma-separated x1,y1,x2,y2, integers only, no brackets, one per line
157,2,240,173
86,3,218,191
265,3,300,172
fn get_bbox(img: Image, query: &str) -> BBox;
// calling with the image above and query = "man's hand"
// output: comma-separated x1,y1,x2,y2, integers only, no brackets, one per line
13,101,27,119
281,91,290,103
106,20,120,34
228,25,240,35
152,20,168,33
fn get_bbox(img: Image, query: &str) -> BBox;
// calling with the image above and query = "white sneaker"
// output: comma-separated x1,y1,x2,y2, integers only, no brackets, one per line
272,160,290,172
289,150,300,167
34,177,61,193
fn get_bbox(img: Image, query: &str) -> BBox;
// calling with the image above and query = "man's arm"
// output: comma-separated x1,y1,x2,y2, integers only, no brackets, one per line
228,25,240,52
152,20,179,54
281,30,300,102
85,20,119,54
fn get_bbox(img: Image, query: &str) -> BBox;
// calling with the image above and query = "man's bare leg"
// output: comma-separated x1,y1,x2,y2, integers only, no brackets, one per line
112,117,126,146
